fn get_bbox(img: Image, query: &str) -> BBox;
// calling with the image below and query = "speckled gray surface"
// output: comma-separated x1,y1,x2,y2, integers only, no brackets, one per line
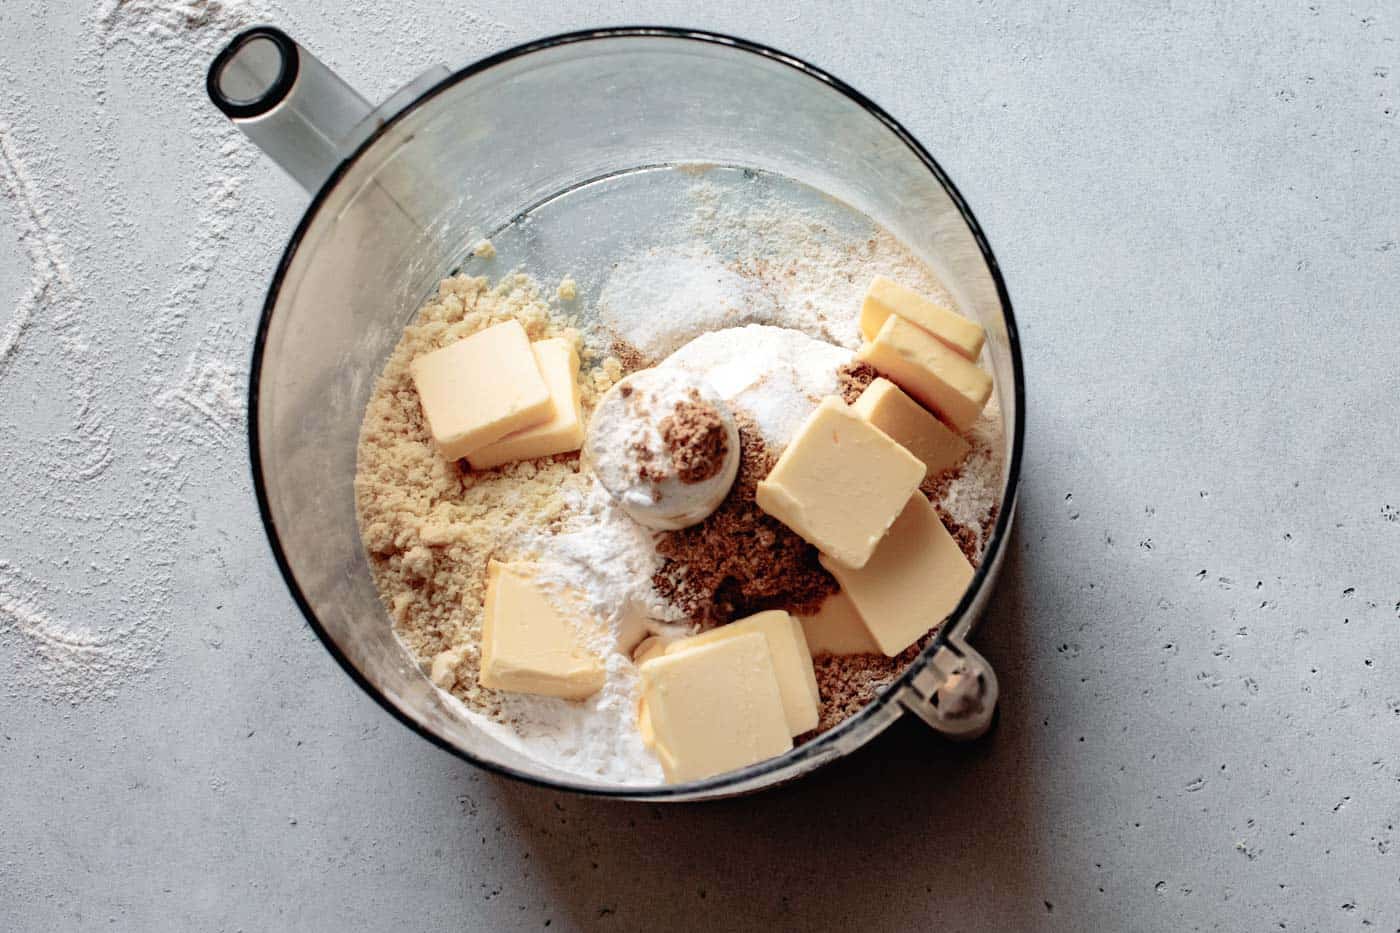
2,1,1398,930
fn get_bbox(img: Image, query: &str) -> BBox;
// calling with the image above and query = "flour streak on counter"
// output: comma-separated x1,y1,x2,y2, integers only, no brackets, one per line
0,121,74,373
0,0,272,702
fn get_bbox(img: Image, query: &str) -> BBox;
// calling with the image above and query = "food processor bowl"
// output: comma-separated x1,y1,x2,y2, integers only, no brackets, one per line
208,26,1024,800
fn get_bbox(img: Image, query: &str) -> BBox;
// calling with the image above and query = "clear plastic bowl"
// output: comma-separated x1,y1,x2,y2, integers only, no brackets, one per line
210,27,1025,800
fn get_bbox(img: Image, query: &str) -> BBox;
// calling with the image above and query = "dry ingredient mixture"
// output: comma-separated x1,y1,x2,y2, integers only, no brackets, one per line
354,180,1005,785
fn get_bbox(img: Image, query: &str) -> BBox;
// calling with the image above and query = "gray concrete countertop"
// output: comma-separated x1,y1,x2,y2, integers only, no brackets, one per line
2,1,1397,930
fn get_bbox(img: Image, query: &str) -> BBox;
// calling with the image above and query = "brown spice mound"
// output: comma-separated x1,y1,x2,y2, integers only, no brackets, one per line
652,411,837,626
658,391,728,484
836,360,879,404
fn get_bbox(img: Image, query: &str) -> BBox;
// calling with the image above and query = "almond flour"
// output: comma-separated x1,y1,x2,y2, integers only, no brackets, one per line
355,273,622,716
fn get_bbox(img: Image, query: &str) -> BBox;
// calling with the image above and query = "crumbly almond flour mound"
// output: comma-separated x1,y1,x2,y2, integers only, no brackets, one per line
354,273,623,715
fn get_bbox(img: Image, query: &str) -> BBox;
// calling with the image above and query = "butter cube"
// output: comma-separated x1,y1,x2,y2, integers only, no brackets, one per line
467,338,585,470
756,397,924,569
852,378,970,479
856,315,992,433
819,494,974,657
859,275,984,360
637,699,657,748
799,592,881,657
410,319,553,460
640,632,793,783
632,635,674,666
664,610,819,736
480,560,605,699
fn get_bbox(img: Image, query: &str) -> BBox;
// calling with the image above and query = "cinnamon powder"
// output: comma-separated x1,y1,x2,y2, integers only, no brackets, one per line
658,390,728,484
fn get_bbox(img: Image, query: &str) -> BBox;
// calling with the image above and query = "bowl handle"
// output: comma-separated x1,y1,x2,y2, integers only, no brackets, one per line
895,633,999,740
206,26,448,193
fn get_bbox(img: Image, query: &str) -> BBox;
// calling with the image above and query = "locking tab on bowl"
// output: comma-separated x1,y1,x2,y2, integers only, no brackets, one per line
896,634,999,740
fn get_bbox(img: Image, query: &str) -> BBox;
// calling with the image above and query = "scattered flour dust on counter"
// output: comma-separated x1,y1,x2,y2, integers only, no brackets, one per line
0,0,267,702
0,121,74,372
92,0,270,46
0,118,168,703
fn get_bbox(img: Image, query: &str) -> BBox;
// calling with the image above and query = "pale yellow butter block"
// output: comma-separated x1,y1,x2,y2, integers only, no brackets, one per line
632,635,673,666
859,274,985,360
799,592,881,657
410,319,553,460
819,494,974,657
852,377,970,479
664,610,819,736
756,397,924,569
856,315,992,433
640,632,793,784
480,560,605,700
467,338,585,470
637,698,656,748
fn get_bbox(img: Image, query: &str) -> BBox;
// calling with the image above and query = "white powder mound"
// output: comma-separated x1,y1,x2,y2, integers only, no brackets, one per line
684,178,961,351
491,651,663,785
594,174,958,358
662,324,852,450
482,479,684,785
526,479,686,642
935,399,1007,562
597,242,778,360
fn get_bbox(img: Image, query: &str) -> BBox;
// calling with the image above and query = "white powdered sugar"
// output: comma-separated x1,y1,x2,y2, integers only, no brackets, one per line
662,324,852,450
594,175,960,359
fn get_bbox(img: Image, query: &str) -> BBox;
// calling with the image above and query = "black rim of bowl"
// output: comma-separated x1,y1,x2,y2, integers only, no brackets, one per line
247,26,1026,800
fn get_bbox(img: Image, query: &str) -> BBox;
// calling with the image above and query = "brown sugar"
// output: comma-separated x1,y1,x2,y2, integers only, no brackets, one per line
805,632,935,737
610,338,654,375
651,411,837,627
